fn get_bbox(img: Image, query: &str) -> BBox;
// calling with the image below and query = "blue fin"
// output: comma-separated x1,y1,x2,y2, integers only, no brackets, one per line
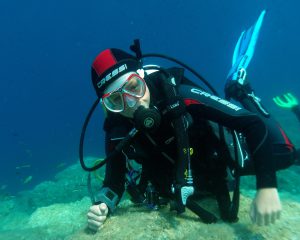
228,10,266,80
232,30,245,66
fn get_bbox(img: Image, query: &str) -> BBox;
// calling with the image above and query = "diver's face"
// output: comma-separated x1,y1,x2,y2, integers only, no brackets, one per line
101,71,150,118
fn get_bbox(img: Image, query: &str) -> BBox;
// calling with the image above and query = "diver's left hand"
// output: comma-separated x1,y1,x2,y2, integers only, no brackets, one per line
250,188,281,226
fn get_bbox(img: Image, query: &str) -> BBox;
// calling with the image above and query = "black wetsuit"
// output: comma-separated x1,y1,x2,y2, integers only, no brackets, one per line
292,106,300,122
291,106,300,162
101,69,296,203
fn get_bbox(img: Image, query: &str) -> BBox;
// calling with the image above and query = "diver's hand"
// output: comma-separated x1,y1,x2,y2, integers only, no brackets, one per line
250,188,281,226
87,203,109,231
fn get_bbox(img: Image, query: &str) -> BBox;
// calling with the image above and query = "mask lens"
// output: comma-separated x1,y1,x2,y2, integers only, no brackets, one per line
123,75,146,97
102,74,146,112
124,94,138,108
103,92,124,112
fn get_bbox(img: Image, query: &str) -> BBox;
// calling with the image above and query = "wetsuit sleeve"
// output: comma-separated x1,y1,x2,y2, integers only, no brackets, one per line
237,93,296,169
179,85,281,189
100,122,128,203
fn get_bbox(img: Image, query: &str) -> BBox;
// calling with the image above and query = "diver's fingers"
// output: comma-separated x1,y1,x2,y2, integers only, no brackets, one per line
99,203,109,215
89,205,101,216
256,212,264,226
87,219,103,230
87,212,107,222
270,212,277,224
264,213,271,226
270,209,282,224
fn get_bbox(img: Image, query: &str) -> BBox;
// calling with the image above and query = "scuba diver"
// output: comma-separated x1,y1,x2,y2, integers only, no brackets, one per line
83,10,296,232
273,92,300,164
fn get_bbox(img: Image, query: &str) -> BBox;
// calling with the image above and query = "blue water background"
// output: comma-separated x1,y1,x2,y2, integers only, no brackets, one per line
0,0,299,194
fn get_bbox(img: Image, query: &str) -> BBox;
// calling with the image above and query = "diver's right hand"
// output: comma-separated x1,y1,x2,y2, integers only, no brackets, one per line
87,203,108,231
